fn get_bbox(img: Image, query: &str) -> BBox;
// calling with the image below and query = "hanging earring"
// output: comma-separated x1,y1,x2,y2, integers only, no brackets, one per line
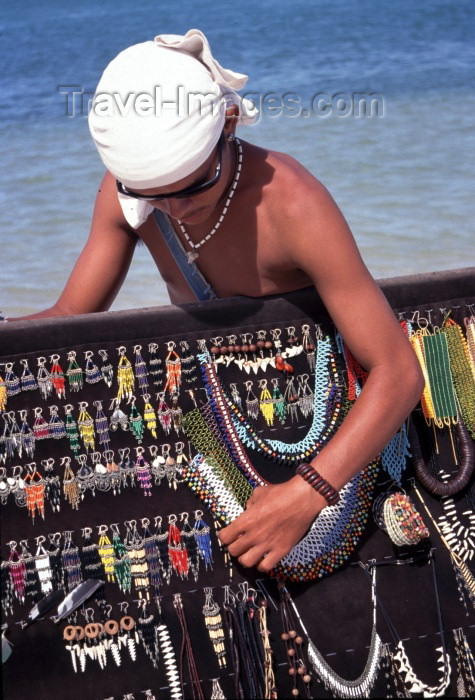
180,512,199,581
193,509,213,570
66,351,84,392
7,540,27,604
109,398,129,432
116,346,135,401
97,524,116,584
147,342,163,386
62,456,80,510
98,349,114,388
34,535,53,595
141,518,162,597
168,513,189,579
245,380,259,419
202,587,227,668
133,344,149,396
49,404,66,439
84,350,102,384
164,341,182,395
64,404,81,458
142,393,158,438
20,358,38,392
124,519,150,599
128,396,145,443
271,377,286,425
135,446,153,496
36,356,53,400
42,458,61,513
298,373,314,418
77,402,95,452
258,379,274,426
49,354,66,399
154,515,172,584
93,400,111,451
4,362,21,397
109,523,131,594
62,530,83,592
156,391,172,434
301,324,316,370
33,407,49,440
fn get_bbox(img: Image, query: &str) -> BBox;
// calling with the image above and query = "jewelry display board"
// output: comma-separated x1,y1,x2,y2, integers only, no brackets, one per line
1,269,474,699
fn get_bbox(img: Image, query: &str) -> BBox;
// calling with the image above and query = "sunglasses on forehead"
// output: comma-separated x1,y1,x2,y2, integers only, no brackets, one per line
116,133,224,201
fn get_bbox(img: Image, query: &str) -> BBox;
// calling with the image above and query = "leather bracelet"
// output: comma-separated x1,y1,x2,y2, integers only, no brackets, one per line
295,462,340,505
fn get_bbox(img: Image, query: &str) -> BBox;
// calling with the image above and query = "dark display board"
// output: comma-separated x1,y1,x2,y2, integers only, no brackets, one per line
1,269,474,699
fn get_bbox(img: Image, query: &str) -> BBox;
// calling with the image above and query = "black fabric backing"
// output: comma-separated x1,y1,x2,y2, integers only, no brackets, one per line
1,268,474,699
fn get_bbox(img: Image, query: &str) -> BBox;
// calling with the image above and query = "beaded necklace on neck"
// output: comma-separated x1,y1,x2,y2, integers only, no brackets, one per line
178,136,243,264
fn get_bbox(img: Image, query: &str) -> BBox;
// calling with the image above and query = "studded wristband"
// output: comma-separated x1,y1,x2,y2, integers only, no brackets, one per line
295,462,340,505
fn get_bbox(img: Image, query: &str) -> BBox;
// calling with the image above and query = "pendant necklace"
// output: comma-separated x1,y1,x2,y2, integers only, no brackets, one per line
178,136,243,264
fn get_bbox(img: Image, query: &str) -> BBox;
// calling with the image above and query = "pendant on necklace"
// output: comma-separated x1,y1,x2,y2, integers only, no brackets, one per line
186,249,199,264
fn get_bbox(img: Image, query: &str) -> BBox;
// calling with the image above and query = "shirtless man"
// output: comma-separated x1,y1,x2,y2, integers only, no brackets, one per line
9,31,424,573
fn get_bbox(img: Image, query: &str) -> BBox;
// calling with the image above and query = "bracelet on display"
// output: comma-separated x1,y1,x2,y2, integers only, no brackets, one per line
295,462,340,505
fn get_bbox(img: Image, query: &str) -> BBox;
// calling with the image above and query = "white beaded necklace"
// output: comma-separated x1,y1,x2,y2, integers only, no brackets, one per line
178,136,243,264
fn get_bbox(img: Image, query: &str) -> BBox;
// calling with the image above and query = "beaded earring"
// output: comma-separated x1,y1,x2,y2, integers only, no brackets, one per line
49,354,66,399
141,517,162,597
193,510,213,570
258,379,274,426
64,405,81,457
136,600,160,668
36,357,53,400
93,400,110,450
164,341,182,394
62,456,80,510
33,407,49,440
142,393,158,438
110,524,131,593
49,404,66,439
66,350,84,392
4,362,21,397
133,344,149,396
124,519,150,599
135,446,152,496
34,535,53,594
147,342,163,385
7,541,27,604
77,402,95,452
116,346,135,401
62,530,83,592
156,391,172,434
180,512,200,581
154,515,172,584
19,409,35,459
202,587,227,668
20,358,38,392
84,350,102,384
128,396,145,443
97,349,113,387
24,463,45,522
42,458,61,513
168,513,189,579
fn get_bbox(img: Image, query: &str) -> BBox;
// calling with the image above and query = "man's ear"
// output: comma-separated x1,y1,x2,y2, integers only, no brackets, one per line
224,103,239,138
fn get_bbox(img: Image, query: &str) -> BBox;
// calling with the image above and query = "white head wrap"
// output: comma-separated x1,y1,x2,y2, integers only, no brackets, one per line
88,29,257,228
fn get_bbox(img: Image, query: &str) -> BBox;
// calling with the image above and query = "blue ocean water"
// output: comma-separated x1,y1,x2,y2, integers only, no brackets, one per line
1,0,474,316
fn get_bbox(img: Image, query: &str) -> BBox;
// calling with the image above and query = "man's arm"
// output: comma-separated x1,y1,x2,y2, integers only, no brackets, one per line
219,162,424,572
8,172,138,320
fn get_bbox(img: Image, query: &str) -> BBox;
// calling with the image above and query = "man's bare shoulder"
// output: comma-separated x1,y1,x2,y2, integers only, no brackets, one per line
248,144,332,212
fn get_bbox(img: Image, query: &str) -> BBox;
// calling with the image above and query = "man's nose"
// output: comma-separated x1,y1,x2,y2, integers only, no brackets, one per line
154,198,194,219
